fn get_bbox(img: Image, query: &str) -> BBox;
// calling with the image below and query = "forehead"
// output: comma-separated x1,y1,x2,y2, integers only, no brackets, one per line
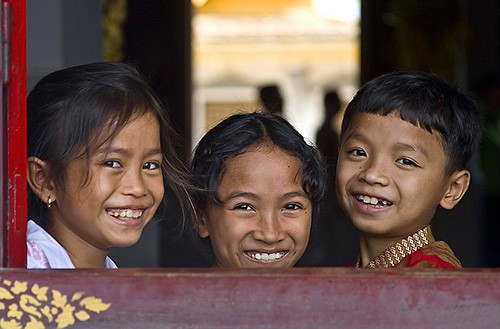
224,143,300,173
93,112,160,150
218,144,303,194
346,111,440,137
344,112,445,155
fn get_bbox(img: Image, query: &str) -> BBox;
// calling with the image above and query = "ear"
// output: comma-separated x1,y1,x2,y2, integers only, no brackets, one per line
27,156,56,204
195,212,210,238
439,169,470,210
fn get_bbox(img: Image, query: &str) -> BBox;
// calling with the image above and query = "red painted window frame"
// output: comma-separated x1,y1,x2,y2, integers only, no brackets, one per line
3,0,27,267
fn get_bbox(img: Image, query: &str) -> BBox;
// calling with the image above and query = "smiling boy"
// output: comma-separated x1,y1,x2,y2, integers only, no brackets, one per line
335,71,482,268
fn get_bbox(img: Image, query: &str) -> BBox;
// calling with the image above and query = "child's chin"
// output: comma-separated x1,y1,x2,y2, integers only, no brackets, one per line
112,236,141,248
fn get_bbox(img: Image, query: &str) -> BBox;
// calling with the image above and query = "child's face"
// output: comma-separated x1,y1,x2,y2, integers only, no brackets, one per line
52,112,164,251
197,143,312,268
336,112,453,240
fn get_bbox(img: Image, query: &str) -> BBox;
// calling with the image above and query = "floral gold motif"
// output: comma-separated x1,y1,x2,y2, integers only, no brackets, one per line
0,278,111,329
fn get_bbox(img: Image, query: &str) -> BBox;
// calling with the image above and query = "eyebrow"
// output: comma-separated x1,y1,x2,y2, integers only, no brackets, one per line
393,142,430,158
221,190,309,202
346,133,430,158
344,132,367,144
282,191,309,199
222,192,256,202
96,146,162,158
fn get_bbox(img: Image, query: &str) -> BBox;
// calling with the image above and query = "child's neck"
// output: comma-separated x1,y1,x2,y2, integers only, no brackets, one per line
65,245,108,268
49,222,108,268
358,235,399,267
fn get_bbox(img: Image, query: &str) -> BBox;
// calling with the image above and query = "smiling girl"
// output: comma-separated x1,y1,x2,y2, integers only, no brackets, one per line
190,112,326,268
26,62,191,268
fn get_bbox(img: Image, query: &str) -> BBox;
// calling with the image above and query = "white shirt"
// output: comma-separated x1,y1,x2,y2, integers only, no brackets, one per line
27,220,117,269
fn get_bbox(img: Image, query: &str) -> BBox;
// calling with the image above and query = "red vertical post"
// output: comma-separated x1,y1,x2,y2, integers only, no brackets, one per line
3,0,27,267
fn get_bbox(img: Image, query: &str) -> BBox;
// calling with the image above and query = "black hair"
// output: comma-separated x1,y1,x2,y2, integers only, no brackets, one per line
28,62,191,228
190,112,326,214
340,71,483,173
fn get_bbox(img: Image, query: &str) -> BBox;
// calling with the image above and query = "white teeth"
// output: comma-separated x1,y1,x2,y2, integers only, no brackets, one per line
251,252,285,261
357,195,392,206
107,209,143,220
361,195,378,204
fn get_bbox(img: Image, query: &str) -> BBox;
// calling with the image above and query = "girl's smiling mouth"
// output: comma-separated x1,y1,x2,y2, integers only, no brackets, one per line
245,250,287,262
106,208,144,220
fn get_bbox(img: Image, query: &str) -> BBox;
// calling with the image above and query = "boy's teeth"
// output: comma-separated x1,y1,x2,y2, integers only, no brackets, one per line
358,195,392,206
362,195,378,205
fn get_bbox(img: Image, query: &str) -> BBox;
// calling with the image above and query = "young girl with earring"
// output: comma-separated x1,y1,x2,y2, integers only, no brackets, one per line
26,62,191,268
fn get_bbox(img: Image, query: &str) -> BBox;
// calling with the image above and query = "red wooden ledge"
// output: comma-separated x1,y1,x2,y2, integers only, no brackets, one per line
1,268,499,328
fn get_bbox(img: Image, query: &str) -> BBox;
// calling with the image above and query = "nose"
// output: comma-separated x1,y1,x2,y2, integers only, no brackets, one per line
252,211,286,244
357,158,390,186
122,168,148,197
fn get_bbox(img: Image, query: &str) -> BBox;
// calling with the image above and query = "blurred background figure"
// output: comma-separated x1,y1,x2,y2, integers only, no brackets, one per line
315,90,341,187
259,84,284,115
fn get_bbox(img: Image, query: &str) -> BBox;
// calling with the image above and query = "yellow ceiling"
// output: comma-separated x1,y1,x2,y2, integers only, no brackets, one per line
196,0,311,14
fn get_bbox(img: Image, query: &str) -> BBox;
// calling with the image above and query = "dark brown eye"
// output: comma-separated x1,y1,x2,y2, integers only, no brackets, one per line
104,160,121,168
396,158,417,167
143,161,161,170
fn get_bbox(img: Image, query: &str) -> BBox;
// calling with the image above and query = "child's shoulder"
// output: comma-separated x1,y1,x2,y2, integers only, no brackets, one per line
404,240,462,269
27,220,74,269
